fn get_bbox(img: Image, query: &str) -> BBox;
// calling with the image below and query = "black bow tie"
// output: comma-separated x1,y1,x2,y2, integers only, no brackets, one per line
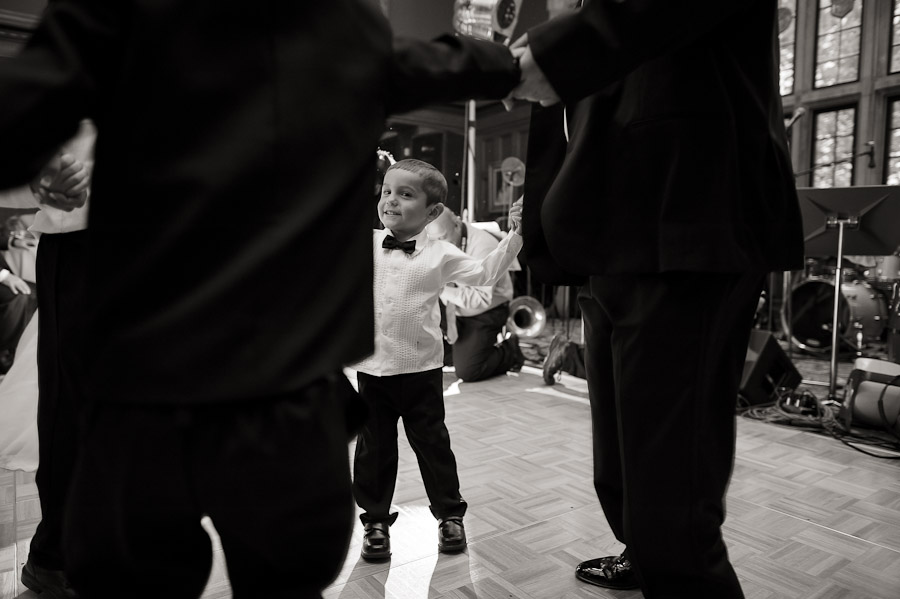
382,235,416,254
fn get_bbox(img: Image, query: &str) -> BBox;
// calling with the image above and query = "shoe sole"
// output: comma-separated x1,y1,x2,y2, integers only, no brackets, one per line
438,542,467,553
574,570,640,590
360,550,391,562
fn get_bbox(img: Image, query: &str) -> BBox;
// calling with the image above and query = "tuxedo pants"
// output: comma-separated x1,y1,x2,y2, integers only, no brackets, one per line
63,375,355,599
579,271,764,599
353,369,467,523
29,231,87,570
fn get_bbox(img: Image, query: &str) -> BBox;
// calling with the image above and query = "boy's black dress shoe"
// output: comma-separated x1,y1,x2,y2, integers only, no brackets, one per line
575,553,640,590
361,522,391,561
438,517,467,553
21,558,80,598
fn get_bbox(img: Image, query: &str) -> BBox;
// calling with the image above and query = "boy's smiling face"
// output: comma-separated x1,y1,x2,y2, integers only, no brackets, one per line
378,168,442,241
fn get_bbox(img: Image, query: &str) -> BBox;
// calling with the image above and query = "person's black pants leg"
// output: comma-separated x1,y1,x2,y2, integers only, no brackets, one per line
353,372,402,525
580,272,764,599
396,369,466,520
453,304,515,382
30,231,87,571
64,375,355,599
577,286,624,541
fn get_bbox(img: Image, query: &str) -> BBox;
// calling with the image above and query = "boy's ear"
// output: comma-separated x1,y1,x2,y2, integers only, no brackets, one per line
426,202,445,223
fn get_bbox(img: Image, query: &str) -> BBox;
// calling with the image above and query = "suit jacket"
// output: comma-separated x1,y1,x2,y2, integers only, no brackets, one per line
522,0,804,283
0,0,519,404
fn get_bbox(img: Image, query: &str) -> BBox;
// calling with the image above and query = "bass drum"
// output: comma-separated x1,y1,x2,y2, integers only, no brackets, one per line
782,278,887,354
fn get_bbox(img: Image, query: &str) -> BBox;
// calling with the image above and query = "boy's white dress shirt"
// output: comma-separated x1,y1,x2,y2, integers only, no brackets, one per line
352,227,523,377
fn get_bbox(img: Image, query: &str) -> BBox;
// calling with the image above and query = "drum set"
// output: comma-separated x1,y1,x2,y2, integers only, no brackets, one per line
782,254,900,358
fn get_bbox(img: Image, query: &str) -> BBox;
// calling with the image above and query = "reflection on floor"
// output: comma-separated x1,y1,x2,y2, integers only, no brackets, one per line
2,361,899,599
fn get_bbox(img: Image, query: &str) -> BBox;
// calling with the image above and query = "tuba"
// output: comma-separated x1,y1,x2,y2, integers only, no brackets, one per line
507,296,547,338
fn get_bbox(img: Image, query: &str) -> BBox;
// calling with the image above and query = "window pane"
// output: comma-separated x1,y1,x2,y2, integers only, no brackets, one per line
841,28,860,56
814,170,833,188
816,0,864,87
888,157,900,185
890,128,900,155
820,7,840,34
837,110,854,136
819,32,839,61
836,135,853,157
817,139,835,160
837,56,859,82
835,164,852,187
817,112,836,136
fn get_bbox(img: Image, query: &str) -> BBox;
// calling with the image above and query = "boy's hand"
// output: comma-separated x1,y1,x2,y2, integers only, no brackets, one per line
508,197,523,235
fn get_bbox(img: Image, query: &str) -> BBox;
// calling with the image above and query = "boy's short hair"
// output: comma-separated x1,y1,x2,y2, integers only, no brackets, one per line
386,159,447,206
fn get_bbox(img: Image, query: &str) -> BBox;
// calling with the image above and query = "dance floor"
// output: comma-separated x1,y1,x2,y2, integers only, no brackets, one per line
1,362,899,598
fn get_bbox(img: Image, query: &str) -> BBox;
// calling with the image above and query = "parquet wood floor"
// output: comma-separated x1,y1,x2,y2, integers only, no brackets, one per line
1,364,898,598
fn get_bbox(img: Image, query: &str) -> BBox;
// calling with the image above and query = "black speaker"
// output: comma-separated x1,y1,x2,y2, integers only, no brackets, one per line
739,330,801,407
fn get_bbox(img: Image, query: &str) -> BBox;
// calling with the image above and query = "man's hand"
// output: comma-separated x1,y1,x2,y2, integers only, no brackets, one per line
33,153,90,212
508,197,523,235
509,45,560,107
503,34,560,111
509,33,528,51
1,273,31,295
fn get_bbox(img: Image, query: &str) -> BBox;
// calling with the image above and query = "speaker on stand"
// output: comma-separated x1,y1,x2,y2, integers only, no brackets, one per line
739,330,802,408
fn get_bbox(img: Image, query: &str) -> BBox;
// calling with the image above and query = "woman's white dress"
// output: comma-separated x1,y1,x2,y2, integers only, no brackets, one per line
0,311,39,472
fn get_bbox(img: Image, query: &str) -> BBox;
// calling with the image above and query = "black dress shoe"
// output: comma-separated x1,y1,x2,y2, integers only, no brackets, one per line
361,522,391,561
438,517,467,553
575,553,640,590
21,558,80,598
542,334,568,385
507,334,526,373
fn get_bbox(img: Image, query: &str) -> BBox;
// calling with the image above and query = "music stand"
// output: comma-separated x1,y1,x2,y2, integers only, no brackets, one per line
795,186,900,400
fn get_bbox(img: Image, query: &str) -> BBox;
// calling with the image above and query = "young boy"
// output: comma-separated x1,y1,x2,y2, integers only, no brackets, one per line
351,159,522,560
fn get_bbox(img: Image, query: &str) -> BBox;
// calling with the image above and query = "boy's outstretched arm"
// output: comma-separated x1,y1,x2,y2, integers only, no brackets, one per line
441,198,524,289
388,35,521,116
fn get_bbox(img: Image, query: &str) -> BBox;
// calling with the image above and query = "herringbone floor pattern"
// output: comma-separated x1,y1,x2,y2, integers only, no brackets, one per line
2,364,899,598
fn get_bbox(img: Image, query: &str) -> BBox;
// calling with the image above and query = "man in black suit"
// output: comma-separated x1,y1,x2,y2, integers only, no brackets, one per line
509,2,803,597
0,1,519,597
